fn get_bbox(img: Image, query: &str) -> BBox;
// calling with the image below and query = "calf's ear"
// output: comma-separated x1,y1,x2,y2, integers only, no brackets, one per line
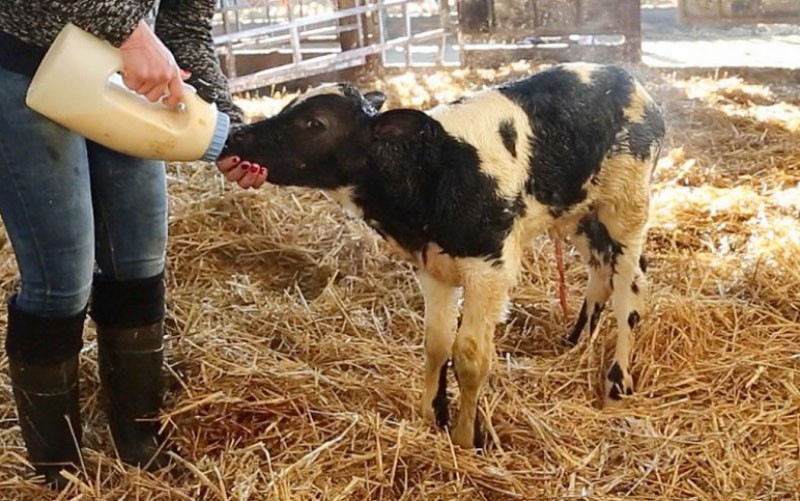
371,109,429,140
363,91,387,111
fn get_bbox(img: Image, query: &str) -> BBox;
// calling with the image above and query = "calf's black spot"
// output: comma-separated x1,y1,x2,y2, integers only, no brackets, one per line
433,362,450,428
631,281,639,294
577,215,624,269
628,310,640,330
628,103,665,161
361,123,515,262
498,119,517,158
639,254,648,273
499,65,635,214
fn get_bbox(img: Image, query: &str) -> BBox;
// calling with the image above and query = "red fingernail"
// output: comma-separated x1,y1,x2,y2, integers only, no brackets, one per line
250,165,259,173
259,167,266,175
231,156,240,163
240,162,250,169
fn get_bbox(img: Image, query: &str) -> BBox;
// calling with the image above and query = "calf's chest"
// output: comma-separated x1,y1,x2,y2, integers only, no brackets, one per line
381,235,461,286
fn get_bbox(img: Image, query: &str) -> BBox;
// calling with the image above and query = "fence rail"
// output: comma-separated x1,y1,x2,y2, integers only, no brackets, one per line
211,0,646,92
213,0,454,92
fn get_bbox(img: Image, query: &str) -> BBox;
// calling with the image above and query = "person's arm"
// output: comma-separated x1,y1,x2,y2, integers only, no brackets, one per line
155,0,245,124
53,1,153,46
51,1,187,107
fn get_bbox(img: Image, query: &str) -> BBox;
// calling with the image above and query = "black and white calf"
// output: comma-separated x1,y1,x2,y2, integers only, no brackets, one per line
223,63,665,449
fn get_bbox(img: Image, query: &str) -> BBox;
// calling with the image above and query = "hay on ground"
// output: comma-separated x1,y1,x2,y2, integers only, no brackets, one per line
1,63,800,500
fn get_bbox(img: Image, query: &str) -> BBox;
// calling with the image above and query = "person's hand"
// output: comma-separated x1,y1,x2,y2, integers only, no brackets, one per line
120,20,187,108
216,156,268,189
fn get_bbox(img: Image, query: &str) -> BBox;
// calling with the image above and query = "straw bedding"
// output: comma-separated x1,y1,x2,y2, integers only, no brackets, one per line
1,62,799,499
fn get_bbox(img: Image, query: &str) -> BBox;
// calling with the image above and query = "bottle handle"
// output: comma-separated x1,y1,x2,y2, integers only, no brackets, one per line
108,50,199,114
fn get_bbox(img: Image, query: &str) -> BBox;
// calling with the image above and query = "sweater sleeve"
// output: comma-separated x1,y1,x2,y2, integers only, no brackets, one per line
155,0,245,124
54,1,152,47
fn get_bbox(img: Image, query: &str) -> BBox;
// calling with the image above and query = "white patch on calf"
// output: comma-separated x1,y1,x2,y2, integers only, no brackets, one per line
287,83,348,110
430,90,533,200
560,62,600,85
624,81,650,122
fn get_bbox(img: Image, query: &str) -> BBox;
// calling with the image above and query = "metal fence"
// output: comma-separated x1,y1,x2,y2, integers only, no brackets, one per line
213,0,456,93
211,0,645,93
458,0,642,63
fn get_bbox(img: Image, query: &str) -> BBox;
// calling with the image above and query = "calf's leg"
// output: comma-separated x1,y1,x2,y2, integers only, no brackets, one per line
604,235,647,405
416,271,460,428
450,258,512,449
566,230,613,346
595,202,649,406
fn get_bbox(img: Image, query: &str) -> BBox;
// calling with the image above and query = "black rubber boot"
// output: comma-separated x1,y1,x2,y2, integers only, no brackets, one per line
5,297,85,489
91,272,169,470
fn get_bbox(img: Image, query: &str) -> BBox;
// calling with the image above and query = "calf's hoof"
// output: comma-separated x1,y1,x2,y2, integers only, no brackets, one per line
450,414,484,449
604,361,634,408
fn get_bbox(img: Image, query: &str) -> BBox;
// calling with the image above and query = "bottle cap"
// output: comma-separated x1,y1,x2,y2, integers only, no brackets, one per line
201,109,231,161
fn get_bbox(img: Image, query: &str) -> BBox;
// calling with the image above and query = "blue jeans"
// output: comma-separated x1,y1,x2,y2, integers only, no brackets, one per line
0,65,167,318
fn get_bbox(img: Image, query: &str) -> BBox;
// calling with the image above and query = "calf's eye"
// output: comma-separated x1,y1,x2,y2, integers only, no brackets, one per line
305,118,325,131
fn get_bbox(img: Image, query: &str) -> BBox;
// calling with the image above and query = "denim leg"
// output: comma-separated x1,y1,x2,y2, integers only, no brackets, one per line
88,142,167,281
0,66,94,317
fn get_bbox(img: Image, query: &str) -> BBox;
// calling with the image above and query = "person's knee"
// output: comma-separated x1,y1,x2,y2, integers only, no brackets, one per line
94,212,167,282
104,257,166,283
16,276,92,318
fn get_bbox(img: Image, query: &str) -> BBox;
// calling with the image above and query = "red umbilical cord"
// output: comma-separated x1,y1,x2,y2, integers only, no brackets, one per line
553,237,569,320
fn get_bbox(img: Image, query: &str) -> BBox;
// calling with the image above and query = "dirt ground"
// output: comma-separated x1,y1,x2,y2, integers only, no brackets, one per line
641,4,800,68
2,50,800,501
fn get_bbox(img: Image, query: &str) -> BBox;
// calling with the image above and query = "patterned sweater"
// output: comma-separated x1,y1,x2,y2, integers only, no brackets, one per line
0,0,244,123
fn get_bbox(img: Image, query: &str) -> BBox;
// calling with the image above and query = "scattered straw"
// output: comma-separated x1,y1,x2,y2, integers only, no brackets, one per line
1,63,800,499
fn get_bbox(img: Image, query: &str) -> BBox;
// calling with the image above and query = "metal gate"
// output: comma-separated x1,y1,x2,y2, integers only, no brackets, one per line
213,0,455,93
458,0,643,63
679,0,800,24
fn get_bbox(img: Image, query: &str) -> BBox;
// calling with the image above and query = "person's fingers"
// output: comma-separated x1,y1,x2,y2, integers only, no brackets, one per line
122,72,144,92
163,71,185,108
121,21,181,104
144,82,169,103
216,156,241,173
180,69,192,80
225,161,251,182
237,163,261,189
252,166,268,189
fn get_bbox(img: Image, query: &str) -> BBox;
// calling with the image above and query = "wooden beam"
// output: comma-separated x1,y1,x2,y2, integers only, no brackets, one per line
458,0,493,34
336,0,361,50
619,0,642,62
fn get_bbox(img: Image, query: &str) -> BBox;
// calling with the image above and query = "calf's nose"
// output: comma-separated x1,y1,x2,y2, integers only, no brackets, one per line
228,128,249,147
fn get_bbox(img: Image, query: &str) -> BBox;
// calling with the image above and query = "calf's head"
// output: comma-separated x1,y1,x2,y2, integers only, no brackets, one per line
222,83,437,189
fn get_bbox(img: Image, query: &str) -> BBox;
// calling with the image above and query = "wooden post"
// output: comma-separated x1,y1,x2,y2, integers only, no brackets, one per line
620,0,642,62
458,0,493,34
336,0,361,51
